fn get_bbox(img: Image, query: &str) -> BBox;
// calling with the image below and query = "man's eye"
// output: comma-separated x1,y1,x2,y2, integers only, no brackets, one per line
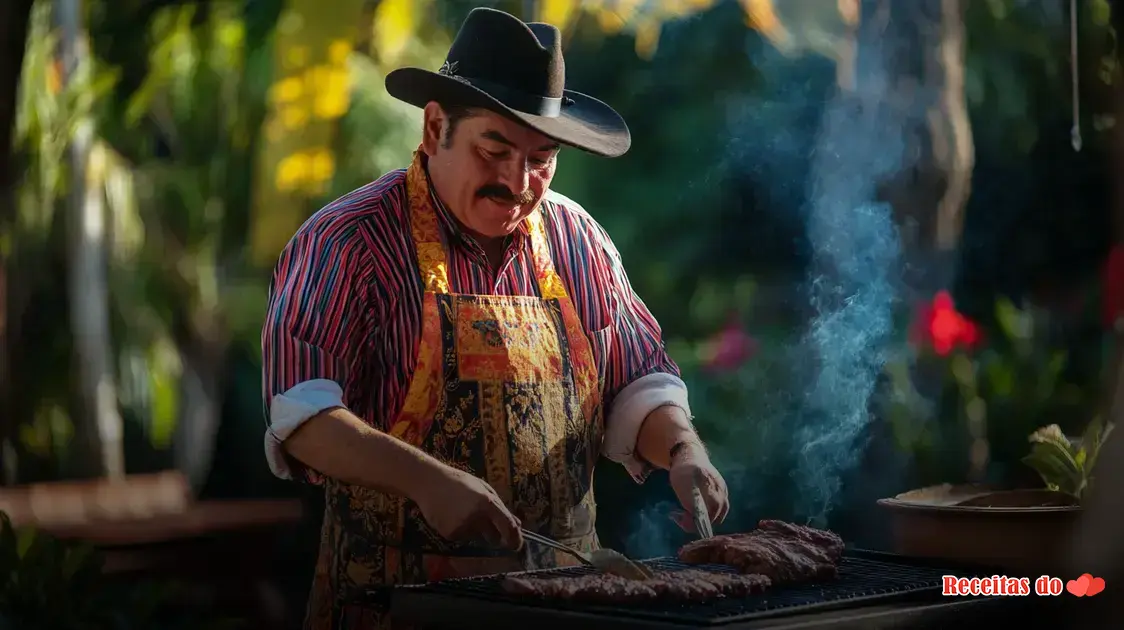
529,156,550,166
484,149,508,160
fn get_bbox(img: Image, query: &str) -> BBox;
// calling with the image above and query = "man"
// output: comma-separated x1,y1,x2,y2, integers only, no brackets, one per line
262,8,730,629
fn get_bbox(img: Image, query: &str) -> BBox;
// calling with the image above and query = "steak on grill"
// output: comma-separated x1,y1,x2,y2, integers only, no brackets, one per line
677,519,844,583
501,569,771,604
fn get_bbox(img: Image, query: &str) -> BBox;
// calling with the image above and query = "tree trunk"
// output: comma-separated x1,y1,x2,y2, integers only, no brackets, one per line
56,0,124,480
0,0,36,486
927,0,974,252
858,0,975,291
173,342,225,491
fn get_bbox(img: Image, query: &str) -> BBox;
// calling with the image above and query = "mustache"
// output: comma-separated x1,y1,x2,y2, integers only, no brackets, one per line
476,184,536,205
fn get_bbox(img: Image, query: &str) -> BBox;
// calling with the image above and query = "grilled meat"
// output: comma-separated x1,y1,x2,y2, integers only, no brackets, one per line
501,569,770,604
657,569,772,599
503,574,657,603
678,519,844,583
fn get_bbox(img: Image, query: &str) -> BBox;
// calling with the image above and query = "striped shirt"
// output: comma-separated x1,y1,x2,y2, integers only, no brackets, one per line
261,167,690,483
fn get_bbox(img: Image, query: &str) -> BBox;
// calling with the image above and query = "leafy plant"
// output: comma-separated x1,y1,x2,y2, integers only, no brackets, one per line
885,294,1099,487
0,510,241,630
1022,417,1114,499
0,509,119,628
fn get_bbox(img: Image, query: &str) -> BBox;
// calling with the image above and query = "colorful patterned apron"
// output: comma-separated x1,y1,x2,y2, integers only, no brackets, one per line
304,154,605,630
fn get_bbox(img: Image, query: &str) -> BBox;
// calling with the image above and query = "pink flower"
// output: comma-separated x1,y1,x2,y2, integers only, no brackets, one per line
701,315,758,372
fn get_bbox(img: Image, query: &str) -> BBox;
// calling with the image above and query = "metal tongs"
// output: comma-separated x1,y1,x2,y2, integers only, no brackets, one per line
520,528,654,580
690,471,714,539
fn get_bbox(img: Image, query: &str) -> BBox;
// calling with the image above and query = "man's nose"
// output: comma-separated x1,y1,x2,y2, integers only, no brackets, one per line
495,158,530,194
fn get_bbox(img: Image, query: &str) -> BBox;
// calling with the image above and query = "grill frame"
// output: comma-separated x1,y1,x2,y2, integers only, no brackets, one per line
390,549,974,629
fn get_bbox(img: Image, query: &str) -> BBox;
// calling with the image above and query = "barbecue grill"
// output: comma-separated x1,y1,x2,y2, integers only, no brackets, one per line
391,549,996,629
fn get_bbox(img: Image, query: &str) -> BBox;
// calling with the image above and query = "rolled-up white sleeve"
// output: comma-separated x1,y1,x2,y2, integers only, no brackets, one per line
262,216,374,484
602,372,692,482
264,379,346,479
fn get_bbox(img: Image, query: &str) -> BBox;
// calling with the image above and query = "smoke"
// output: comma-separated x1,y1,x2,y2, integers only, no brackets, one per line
794,197,900,524
618,8,936,552
722,20,912,526
788,23,912,525
623,499,683,560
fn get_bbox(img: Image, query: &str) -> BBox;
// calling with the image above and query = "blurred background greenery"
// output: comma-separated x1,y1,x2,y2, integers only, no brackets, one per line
2,0,1124,626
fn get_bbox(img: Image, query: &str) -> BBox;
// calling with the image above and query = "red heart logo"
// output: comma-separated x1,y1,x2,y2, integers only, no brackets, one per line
1067,574,1091,597
1086,576,1106,597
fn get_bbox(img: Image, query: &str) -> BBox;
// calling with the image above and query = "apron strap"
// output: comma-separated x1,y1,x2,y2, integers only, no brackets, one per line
406,150,568,300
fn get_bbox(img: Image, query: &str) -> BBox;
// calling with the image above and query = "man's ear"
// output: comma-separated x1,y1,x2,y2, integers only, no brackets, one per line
421,102,445,156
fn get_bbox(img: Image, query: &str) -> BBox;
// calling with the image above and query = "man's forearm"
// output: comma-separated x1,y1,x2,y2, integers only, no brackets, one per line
635,404,705,470
284,407,445,499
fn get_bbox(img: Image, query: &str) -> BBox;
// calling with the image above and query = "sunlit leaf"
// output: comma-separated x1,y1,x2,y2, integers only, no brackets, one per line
634,20,662,59
994,297,1029,341
270,77,304,104
950,353,976,389
16,528,37,560
539,0,580,31
148,340,181,449
739,0,788,45
373,0,422,63
1022,443,1081,495
1091,0,1112,26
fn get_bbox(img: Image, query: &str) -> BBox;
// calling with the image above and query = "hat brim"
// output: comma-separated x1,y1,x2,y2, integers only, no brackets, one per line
385,67,631,158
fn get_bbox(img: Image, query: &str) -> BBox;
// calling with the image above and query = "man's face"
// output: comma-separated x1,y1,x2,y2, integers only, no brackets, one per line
421,103,560,239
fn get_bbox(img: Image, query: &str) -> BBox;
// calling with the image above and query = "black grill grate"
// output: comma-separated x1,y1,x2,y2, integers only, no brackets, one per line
394,550,959,626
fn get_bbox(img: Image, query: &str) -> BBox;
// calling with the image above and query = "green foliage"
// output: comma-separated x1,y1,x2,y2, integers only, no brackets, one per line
321,47,440,201
0,511,109,627
550,3,767,339
1022,417,1114,498
0,511,245,630
7,1,120,479
886,297,1100,487
6,0,1121,525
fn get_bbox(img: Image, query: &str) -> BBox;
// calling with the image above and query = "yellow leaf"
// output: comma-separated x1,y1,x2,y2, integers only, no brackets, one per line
309,148,336,182
596,8,626,33
281,105,309,129
270,76,304,103
373,0,418,62
328,39,352,65
658,0,710,17
286,45,310,69
250,0,366,266
275,153,311,192
313,69,351,119
47,59,62,95
740,0,789,44
635,20,661,60
539,0,579,28
315,92,350,120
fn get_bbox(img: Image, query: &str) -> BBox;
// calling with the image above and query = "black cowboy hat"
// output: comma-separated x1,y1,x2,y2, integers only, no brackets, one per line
385,7,631,158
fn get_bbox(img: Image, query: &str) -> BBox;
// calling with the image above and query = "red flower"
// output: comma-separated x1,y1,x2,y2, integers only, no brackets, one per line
910,291,981,356
1102,245,1124,332
701,315,758,373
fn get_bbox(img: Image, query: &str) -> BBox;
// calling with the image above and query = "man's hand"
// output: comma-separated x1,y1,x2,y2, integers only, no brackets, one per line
284,409,523,550
667,443,729,532
414,462,524,551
